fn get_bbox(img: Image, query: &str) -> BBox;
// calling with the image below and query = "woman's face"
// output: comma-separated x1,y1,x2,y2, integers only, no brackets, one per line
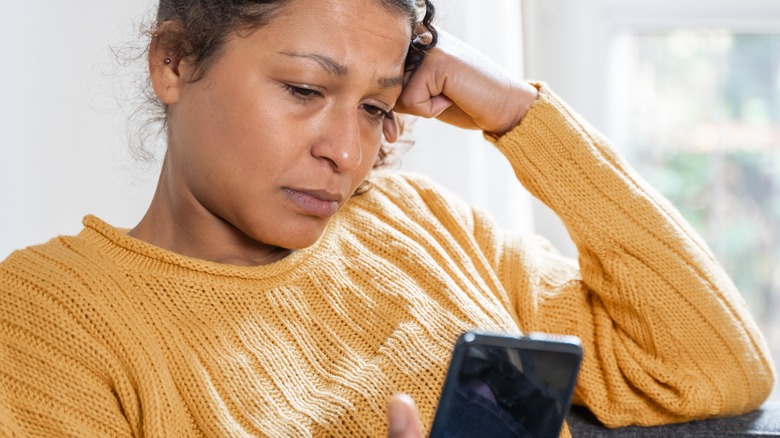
164,0,411,257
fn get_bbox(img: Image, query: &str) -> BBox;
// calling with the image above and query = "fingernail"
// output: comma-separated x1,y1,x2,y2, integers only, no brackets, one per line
388,394,412,434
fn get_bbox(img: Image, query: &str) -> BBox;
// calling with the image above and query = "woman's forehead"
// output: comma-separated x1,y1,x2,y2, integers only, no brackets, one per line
254,0,412,65
281,0,414,33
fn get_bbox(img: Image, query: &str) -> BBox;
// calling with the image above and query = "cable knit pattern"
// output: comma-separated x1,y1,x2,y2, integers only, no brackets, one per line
0,85,774,437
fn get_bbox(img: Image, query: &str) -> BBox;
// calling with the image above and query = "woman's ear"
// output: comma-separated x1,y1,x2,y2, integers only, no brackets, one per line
383,111,399,143
148,22,187,105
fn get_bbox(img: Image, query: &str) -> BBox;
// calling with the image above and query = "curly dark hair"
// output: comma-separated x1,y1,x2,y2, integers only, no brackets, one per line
144,0,438,177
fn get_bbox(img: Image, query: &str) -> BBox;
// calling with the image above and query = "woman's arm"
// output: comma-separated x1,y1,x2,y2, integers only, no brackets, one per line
486,85,775,426
395,30,775,426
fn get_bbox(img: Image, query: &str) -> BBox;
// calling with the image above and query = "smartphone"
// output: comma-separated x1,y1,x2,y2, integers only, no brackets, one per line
429,331,583,438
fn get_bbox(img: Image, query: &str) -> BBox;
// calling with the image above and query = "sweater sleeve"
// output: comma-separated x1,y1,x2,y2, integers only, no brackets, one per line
0,245,134,437
484,84,776,427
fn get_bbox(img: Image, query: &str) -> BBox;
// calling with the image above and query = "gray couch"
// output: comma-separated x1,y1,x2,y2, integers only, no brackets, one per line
566,402,780,437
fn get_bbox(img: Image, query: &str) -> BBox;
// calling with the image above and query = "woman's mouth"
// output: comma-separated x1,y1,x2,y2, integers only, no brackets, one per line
282,188,341,218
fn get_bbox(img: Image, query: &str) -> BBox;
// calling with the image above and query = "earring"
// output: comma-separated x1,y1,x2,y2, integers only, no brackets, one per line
164,58,172,65
413,30,433,46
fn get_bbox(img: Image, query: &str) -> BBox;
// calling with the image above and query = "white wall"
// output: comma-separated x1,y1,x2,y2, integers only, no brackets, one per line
0,2,159,258
0,0,533,260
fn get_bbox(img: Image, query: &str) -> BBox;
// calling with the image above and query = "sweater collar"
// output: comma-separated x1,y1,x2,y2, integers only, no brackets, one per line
79,215,334,280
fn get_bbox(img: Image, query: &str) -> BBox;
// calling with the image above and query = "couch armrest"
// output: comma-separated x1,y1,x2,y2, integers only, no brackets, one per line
566,402,780,437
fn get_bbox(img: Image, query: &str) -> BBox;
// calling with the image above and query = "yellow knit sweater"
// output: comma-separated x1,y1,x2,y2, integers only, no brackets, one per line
0,86,774,437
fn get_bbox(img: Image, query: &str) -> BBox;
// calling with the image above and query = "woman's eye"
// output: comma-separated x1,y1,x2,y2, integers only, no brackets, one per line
285,84,322,99
362,104,389,119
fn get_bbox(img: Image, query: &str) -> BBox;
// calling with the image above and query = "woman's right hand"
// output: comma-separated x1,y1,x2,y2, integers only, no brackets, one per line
387,394,423,438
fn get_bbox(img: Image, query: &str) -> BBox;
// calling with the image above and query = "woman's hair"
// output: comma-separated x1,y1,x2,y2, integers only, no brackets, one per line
141,0,438,176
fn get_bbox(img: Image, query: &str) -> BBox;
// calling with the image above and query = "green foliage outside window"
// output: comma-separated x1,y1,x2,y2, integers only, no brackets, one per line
614,32,780,338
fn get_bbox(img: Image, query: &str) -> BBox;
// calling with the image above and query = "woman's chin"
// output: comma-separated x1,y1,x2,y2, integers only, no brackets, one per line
244,220,329,253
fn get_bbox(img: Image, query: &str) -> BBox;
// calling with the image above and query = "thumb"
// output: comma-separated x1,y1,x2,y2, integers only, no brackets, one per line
387,394,423,438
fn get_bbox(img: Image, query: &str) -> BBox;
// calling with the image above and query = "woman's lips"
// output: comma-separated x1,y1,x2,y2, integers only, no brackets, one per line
282,188,341,218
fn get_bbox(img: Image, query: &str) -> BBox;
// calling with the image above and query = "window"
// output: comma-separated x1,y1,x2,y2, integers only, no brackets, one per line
523,0,780,398
611,31,780,324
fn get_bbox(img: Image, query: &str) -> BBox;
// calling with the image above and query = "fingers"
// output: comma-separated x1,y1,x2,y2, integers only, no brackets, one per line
387,394,423,438
394,65,453,119
394,61,476,129
393,29,538,133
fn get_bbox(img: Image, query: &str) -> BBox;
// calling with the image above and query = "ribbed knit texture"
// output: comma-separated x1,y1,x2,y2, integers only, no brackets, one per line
0,85,774,437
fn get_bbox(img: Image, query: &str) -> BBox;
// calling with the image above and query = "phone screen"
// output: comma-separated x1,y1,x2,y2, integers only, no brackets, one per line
429,332,582,438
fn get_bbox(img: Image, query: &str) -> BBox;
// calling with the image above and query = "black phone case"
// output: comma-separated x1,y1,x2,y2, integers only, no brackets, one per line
429,332,583,438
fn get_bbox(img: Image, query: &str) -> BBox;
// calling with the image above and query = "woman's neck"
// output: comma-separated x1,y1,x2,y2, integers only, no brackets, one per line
129,161,293,266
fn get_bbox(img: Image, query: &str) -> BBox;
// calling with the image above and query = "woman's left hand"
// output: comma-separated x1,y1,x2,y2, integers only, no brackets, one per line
393,30,538,135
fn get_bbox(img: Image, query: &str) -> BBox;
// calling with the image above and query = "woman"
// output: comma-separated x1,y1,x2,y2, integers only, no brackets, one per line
0,0,774,436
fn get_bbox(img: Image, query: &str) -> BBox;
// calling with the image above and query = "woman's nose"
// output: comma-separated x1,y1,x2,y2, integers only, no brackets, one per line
311,112,363,172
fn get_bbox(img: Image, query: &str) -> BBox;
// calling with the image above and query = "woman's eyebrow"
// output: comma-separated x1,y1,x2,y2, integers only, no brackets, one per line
279,51,348,77
278,50,403,89
378,76,403,89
